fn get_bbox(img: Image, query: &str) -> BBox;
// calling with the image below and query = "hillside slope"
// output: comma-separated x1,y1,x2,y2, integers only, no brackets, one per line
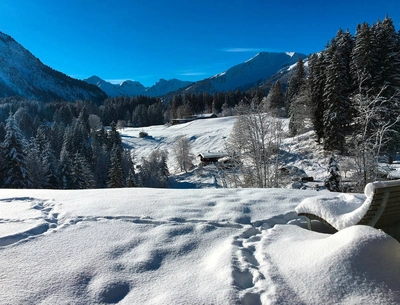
0,32,107,103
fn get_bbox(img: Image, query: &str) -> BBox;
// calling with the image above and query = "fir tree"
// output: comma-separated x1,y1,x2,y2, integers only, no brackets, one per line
25,138,48,188
108,144,124,188
266,81,286,117
1,114,31,188
372,16,400,97
308,53,327,143
350,22,378,95
58,144,74,189
126,169,136,187
325,155,342,192
322,41,350,153
72,152,95,189
287,58,307,136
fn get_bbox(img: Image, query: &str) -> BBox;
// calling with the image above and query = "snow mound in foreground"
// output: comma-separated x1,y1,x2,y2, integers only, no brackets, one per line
260,224,400,304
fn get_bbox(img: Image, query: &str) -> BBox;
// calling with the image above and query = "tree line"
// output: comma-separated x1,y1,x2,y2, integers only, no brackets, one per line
0,106,169,189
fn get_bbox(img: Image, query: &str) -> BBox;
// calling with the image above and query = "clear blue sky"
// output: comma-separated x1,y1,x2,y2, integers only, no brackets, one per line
0,0,399,87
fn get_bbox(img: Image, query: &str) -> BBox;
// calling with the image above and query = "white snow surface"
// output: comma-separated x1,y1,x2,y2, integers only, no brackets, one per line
0,187,399,304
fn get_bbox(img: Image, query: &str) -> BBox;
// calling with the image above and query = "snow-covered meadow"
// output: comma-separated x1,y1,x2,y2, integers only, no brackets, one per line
1,117,400,304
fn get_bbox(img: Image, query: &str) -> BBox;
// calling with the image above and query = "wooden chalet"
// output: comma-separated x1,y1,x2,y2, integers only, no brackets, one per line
198,151,227,165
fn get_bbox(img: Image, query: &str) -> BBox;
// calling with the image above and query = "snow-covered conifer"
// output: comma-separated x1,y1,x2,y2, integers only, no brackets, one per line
1,113,31,188
325,155,342,192
108,144,124,188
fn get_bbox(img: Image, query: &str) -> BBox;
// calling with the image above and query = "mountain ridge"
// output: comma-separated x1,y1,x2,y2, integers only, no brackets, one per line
0,32,107,103
84,76,192,98
182,51,307,94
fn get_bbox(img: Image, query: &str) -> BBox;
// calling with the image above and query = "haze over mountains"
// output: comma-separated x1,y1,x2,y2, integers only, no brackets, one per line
0,31,307,102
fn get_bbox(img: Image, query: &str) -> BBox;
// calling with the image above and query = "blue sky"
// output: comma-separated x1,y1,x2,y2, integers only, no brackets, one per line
0,0,399,86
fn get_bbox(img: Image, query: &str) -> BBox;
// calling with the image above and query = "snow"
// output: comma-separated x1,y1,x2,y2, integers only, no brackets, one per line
0,188,399,304
121,116,236,176
295,180,400,230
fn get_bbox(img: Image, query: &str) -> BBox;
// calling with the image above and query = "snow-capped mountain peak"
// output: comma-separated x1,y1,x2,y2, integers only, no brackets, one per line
185,51,307,94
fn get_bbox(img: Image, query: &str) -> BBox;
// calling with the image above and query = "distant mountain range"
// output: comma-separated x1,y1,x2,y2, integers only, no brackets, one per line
0,31,308,102
0,32,107,103
84,76,192,98
182,52,307,94
87,52,307,97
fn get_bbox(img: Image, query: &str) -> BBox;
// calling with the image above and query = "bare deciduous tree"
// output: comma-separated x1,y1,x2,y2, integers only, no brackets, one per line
350,81,400,190
226,101,284,188
173,136,194,173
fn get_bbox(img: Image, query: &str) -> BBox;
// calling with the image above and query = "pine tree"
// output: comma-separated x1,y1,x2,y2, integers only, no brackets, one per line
350,22,378,95
308,53,327,143
58,143,74,189
266,81,286,117
287,58,307,136
126,169,136,187
25,138,48,188
108,144,124,188
108,122,123,151
42,142,59,188
372,16,400,97
72,152,95,189
322,40,350,153
325,155,342,192
287,58,306,101
1,114,31,188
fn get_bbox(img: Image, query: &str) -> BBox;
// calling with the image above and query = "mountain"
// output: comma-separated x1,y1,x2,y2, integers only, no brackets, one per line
259,56,310,92
0,32,107,103
84,76,147,97
183,52,307,94
84,76,192,98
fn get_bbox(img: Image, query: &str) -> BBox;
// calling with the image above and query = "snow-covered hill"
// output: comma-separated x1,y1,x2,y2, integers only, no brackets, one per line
119,115,329,188
84,76,192,98
0,32,107,103
184,52,307,93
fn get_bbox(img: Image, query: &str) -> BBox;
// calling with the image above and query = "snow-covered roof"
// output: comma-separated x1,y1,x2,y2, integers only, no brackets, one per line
198,151,227,159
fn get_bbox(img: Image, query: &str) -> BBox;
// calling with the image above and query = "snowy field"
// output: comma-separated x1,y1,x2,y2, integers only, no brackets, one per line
1,188,400,304
1,117,400,304
120,116,329,188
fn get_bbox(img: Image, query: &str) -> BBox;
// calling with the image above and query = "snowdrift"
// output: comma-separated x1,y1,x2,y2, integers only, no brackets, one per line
0,188,399,304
